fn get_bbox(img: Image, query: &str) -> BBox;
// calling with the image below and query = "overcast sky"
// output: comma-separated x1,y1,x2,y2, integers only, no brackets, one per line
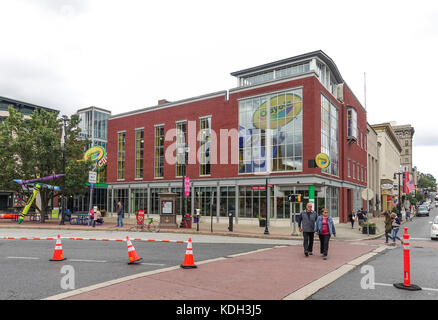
1,0,437,181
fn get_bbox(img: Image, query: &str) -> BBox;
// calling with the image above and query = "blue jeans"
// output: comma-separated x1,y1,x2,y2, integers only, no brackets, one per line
392,227,401,242
117,215,124,227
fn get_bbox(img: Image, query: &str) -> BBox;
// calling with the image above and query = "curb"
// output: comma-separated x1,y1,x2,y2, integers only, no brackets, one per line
0,224,386,242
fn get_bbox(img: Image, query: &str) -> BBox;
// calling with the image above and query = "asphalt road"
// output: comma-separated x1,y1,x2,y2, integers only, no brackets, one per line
0,239,279,300
310,207,438,300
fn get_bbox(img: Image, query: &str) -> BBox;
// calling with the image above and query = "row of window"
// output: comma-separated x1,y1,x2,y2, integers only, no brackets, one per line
117,117,211,180
239,62,310,87
347,158,367,183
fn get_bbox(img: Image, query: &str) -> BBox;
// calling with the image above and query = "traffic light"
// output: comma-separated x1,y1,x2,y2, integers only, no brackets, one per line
288,194,302,202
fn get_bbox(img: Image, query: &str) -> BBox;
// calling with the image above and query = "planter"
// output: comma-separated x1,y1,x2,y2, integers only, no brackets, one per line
259,219,266,227
362,226,376,234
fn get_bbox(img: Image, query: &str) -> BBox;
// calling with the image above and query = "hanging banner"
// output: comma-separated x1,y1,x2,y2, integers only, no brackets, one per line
184,177,190,197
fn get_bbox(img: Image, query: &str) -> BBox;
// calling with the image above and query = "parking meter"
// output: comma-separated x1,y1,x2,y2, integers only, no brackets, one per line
196,209,200,232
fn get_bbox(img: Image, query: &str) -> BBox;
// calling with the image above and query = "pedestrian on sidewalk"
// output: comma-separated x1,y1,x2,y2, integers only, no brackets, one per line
356,209,365,231
383,211,393,244
314,208,336,260
348,211,355,229
297,202,318,257
390,212,403,245
116,201,124,228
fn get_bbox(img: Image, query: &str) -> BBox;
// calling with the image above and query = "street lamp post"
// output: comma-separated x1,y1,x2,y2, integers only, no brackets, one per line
394,168,403,219
59,116,68,225
264,178,269,235
180,145,189,228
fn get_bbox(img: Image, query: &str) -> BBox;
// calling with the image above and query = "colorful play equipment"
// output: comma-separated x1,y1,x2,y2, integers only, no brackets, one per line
18,184,41,224
13,174,65,224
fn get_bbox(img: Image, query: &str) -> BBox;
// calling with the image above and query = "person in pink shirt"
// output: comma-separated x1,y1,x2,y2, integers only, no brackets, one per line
314,208,336,260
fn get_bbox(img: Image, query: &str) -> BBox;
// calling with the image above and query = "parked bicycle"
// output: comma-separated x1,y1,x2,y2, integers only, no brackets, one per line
129,217,160,232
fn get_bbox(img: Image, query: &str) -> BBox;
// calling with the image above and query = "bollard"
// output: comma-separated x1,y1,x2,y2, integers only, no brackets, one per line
393,227,421,291
228,212,233,232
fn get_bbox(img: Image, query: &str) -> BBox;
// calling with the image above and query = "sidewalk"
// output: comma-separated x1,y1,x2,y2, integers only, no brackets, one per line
0,213,386,241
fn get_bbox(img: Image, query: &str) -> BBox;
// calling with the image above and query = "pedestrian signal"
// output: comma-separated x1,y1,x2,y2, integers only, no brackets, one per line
288,194,302,202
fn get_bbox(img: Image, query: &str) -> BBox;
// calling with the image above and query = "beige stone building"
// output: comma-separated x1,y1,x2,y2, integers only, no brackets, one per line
392,124,416,184
367,123,380,215
371,123,402,212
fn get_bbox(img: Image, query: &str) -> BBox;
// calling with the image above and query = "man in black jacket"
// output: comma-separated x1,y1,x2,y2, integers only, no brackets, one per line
297,202,318,257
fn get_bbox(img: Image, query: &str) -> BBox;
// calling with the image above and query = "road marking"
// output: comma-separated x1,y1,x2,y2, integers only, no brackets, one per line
410,238,431,241
7,257,39,260
140,263,167,266
375,282,438,292
69,259,107,263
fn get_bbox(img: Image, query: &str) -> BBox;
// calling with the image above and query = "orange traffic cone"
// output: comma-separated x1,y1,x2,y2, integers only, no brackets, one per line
180,237,197,269
126,236,143,264
50,234,66,261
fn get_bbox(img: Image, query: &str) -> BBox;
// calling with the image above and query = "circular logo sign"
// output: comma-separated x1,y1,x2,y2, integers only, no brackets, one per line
83,146,107,162
252,93,302,130
315,153,330,169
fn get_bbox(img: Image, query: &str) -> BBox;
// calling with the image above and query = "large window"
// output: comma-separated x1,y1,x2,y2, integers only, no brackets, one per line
130,188,147,213
154,125,164,178
135,129,144,179
239,88,303,174
194,187,216,217
176,121,187,177
117,132,126,180
347,107,358,139
321,95,338,176
199,117,211,176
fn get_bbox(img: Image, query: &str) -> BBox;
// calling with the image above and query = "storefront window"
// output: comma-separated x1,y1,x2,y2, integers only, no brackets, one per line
239,88,303,174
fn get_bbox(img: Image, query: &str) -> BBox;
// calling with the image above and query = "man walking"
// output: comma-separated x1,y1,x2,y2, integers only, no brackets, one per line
297,202,318,257
116,201,124,228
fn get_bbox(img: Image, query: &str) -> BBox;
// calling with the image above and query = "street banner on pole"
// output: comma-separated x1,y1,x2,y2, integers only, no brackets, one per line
184,177,190,197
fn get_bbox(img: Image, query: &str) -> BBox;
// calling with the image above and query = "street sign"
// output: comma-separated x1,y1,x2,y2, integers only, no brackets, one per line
381,184,393,190
88,171,97,184
251,185,273,190
361,188,374,200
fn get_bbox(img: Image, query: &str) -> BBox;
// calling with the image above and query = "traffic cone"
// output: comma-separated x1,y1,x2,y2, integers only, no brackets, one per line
180,238,197,269
50,234,66,261
126,236,143,264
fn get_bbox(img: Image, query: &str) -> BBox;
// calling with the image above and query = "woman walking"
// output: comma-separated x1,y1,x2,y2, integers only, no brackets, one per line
390,213,403,246
314,208,336,260
348,211,355,229
383,211,393,244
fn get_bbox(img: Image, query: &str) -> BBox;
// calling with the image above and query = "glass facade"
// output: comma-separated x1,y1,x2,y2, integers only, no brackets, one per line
194,187,217,217
321,94,338,176
239,88,303,174
130,188,147,213
219,186,235,217
238,186,273,219
240,61,310,87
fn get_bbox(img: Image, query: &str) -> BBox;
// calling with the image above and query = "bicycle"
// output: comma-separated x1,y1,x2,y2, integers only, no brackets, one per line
129,217,160,232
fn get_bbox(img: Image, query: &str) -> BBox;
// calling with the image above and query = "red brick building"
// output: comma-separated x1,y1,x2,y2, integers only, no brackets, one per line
107,50,367,223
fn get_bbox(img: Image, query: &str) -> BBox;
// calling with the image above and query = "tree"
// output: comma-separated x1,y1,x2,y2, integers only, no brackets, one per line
0,106,93,223
417,174,436,190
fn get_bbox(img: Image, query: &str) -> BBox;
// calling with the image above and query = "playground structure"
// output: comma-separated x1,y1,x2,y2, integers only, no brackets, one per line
12,174,65,224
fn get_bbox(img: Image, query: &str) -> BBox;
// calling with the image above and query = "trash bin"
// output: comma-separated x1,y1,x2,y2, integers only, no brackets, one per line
183,213,192,228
